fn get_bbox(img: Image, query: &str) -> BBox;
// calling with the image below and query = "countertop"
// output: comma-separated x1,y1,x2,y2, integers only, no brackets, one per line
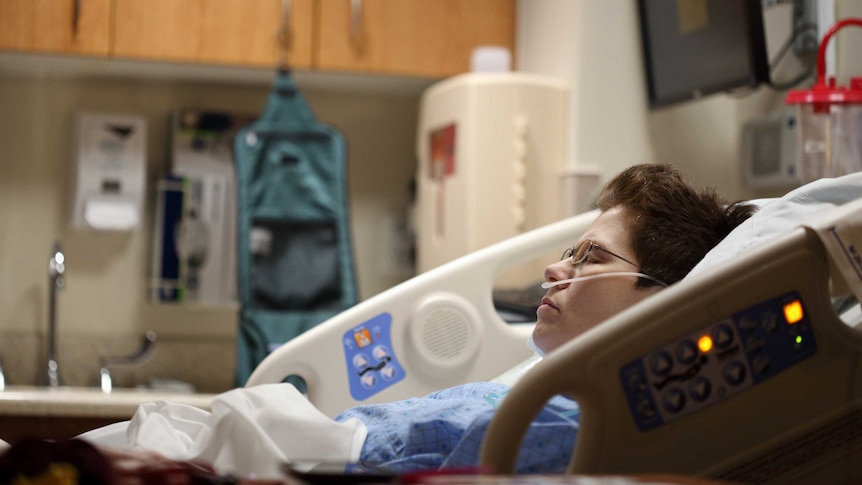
0,386,217,418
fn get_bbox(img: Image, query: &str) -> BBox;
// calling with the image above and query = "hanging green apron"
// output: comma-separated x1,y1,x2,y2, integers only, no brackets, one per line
233,71,357,386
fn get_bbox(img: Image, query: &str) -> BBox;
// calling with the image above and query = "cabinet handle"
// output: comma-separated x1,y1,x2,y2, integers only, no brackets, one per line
278,0,293,67
350,0,364,48
72,0,81,37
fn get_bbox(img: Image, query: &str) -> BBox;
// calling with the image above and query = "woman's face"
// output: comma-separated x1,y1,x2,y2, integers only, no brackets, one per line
532,206,661,354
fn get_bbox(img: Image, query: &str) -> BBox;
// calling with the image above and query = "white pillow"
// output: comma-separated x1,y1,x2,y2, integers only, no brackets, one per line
688,172,862,278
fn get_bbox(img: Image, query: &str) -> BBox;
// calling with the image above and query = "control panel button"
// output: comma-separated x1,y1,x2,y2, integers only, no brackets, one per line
637,398,657,419
676,340,698,365
663,388,686,414
381,366,396,380
650,351,673,376
360,373,376,389
712,324,734,349
761,313,778,334
353,353,369,369
745,336,766,354
372,345,390,360
724,361,747,386
753,355,770,375
688,377,711,402
628,372,647,393
738,316,757,332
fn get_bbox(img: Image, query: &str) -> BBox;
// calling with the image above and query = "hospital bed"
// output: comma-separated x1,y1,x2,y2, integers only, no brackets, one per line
249,170,862,482
480,192,862,483
246,209,598,418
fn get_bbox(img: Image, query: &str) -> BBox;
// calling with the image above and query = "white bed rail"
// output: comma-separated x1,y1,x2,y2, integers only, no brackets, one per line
247,210,599,418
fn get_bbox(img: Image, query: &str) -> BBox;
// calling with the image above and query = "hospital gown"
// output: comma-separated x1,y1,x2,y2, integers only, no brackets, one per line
335,381,580,474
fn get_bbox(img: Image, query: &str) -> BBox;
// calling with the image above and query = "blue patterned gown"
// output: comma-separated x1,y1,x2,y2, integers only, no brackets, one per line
334,381,580,474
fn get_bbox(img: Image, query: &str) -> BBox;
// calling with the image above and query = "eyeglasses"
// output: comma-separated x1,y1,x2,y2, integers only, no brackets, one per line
560,239,641,270
552,239,669,288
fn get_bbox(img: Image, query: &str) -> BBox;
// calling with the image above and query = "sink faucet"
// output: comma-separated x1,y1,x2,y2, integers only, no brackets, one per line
44,242,65,387
99,330,157,393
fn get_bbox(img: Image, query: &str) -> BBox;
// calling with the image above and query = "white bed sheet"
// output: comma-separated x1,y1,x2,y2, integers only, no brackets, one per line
78,383,366,479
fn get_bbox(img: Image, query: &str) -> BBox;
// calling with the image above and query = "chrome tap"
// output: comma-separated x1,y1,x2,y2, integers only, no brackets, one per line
99,330,157,393
45,242,65,387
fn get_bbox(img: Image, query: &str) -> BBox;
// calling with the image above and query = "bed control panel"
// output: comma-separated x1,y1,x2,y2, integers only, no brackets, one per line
620,291,816,431
343,313,406,401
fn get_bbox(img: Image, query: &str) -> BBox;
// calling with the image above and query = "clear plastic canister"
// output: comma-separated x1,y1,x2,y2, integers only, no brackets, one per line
794,88,862,182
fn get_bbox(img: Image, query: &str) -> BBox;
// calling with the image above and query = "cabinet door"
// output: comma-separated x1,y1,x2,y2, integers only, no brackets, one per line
112,0,314,68
316,0,516,77
0,0,111,55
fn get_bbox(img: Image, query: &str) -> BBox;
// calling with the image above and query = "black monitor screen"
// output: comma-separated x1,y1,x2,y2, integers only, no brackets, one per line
638,0,770,107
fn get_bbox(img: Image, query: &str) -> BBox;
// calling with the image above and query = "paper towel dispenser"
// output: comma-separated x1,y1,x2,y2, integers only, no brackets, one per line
70,112,147,231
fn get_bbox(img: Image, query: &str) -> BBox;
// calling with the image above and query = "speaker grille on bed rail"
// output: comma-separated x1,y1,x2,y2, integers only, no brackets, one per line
409,293,482,373
421,308,471,360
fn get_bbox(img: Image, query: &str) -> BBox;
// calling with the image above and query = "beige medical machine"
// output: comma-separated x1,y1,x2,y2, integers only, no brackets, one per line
416,72,570,286
482,198,862,484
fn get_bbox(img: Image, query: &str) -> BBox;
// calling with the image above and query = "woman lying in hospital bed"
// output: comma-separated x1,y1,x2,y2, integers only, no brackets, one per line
11,162,861,481
331,164,755,475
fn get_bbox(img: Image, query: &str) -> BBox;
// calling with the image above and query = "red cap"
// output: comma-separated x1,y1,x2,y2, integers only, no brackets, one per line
786,18,862,107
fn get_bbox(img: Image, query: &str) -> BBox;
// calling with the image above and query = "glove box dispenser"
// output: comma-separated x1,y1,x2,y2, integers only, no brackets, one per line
70,112,146,231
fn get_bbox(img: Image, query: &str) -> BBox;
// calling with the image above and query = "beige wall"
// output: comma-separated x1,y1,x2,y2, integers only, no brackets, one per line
0,63,422,388
518,0,862,202
837,0,862,83
515,0,779,201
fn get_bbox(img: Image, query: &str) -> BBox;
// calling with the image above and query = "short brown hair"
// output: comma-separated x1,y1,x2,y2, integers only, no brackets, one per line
596,164,756,288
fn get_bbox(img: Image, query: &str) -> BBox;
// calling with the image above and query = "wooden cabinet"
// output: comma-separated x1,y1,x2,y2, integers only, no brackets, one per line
0,0,111,56
0,0,515,78
112,0,314,69
316,0,516,77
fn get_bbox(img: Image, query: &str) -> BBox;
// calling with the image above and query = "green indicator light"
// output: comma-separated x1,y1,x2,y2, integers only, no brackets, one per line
795,336,803,344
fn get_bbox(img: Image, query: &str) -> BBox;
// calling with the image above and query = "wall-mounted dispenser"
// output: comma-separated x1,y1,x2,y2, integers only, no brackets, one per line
70,112,146,231
415,72,569,285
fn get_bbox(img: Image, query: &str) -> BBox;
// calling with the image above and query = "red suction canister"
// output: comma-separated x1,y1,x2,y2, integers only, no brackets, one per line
785,18,862,182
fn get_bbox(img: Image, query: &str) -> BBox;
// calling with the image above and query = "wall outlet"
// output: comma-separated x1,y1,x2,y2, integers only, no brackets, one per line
740,108,802,189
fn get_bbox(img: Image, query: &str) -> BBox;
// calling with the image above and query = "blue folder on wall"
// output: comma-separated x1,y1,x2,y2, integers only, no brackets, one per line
233,71,357,386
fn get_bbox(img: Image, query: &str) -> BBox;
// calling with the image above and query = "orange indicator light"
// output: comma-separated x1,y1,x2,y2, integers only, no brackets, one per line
698,335,713,353
784,300,804,325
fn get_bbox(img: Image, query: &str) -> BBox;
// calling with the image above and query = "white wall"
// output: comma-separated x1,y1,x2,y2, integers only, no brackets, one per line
837,0,862,82
517,0,862,202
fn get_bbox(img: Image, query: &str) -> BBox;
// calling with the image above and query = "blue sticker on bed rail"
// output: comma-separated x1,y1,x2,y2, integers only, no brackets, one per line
343,313,405,401
621,291,817,432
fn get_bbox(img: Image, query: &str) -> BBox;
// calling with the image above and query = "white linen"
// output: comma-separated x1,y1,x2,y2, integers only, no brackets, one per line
79,383,367,479
688,172,862,277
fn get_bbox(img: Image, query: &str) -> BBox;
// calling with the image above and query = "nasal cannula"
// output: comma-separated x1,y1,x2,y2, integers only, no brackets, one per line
541,272,668,289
